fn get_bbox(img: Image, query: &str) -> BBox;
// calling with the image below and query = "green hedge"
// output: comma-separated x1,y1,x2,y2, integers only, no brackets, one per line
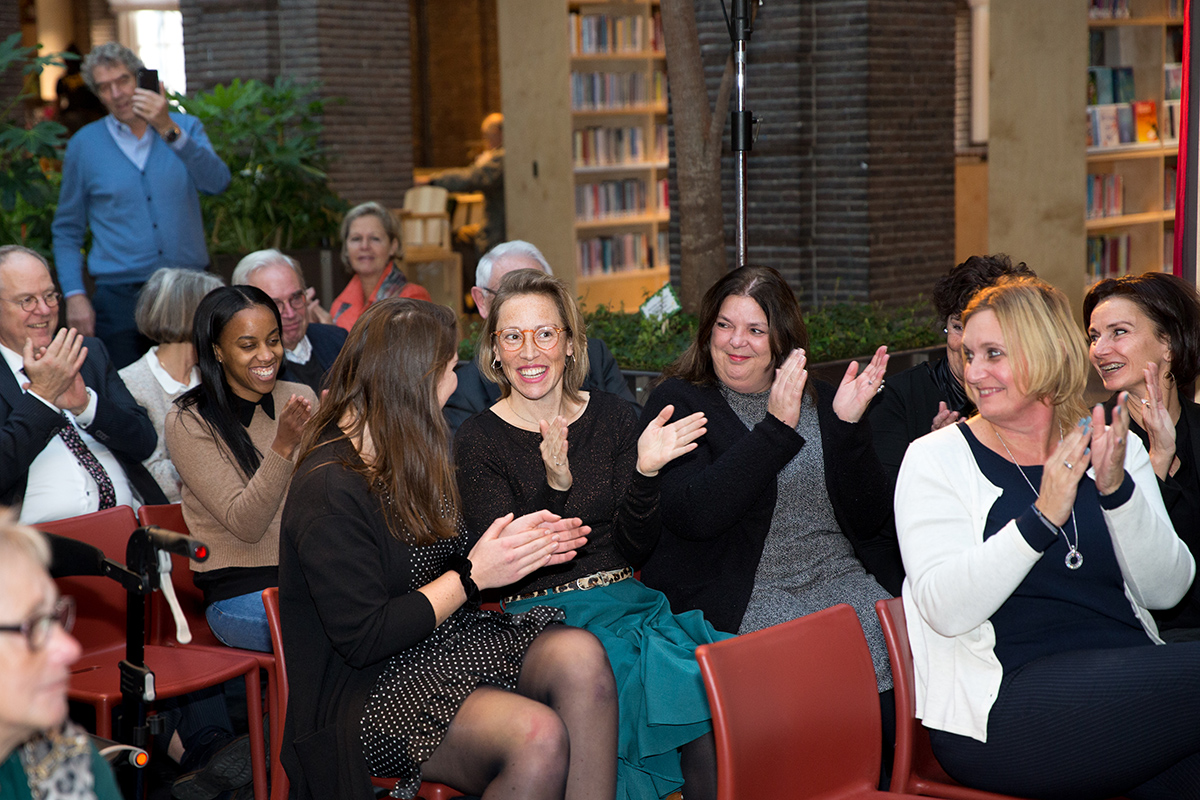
460,300,942,372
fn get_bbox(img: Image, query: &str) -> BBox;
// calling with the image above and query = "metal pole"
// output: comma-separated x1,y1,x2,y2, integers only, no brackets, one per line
731,0,753,268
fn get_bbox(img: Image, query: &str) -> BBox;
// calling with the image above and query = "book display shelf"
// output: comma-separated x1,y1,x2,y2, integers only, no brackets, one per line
1086,0,1183,281
569,0,670,309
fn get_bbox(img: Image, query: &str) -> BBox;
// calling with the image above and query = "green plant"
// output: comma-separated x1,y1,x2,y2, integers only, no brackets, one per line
457,299,941,372
173,78,347,255
0,34,69,261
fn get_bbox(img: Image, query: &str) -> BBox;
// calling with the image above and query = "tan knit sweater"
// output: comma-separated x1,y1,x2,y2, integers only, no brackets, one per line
164,380,316,573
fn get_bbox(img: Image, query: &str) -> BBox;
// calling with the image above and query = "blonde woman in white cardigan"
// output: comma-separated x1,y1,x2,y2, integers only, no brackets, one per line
119,268,224,502
896,275,1200,800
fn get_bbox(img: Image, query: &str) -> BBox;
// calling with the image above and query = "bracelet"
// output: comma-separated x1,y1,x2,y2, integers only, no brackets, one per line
1029,504,1061,533
444,555,480,605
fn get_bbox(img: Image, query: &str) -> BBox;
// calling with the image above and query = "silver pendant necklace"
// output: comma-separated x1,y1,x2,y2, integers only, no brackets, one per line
991,423,1084,570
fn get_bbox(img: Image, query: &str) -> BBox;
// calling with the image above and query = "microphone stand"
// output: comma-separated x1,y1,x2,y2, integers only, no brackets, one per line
731,0,754,268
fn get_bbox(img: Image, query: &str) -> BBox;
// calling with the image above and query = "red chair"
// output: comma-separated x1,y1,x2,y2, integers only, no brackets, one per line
138,503,280,798
695,603,927,800
875,598,1130,800
43,506,267,800
262,588,461,800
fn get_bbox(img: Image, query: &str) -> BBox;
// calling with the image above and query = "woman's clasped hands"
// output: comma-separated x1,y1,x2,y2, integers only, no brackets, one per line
468,510,591,589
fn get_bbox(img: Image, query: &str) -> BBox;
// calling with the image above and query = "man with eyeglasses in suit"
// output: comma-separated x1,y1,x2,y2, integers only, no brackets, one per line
232,249,348,395
0,245,166,523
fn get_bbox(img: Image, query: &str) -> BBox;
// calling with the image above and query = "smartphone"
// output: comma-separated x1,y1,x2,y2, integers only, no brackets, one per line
137,68,159,92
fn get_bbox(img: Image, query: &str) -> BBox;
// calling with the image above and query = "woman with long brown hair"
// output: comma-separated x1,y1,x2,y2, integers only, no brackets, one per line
278,298,617,800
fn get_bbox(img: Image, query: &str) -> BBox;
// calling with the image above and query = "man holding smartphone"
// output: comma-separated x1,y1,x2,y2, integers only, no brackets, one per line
52,43,230,368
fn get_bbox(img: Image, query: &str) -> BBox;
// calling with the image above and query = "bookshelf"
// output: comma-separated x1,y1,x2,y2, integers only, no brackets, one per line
1085,0,1183,282
568,0,671,309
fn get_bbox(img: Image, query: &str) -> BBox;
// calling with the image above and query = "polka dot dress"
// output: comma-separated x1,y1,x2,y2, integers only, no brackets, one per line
360,528,563,799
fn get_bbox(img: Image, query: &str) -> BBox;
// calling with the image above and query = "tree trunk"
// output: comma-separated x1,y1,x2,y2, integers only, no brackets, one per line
660,0,734,313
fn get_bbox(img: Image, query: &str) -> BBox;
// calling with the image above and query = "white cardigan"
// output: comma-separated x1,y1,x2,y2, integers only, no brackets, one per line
895,423,1194,742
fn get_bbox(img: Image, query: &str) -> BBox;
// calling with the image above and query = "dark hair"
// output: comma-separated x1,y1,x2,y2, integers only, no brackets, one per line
477,269,589,403
662,265,810,392
176,285,283,479
1083,272,1200,387
931,254,1035,324
295,298,461,545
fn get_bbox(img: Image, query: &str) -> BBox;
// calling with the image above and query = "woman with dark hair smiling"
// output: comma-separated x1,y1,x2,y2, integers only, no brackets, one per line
279,298,616,799
637,266,900,778
1085,272,1200,638
165,285,315,652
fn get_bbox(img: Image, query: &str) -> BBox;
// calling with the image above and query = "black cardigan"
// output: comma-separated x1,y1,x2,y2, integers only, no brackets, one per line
278,434,443,800
638,377,903,634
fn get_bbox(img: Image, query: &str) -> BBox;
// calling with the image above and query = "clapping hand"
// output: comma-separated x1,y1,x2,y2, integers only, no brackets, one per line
1140,362,1178,480
22,328,88,412
767,349,808,428
832,345,889,423
271,394,314,459
1091,393,1130,497
539,415,572,491
636,405,707,476
469,510,591,589
1035,416,1094,526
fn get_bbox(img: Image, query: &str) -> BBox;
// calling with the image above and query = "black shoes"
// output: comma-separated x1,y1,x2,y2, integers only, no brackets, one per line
171,734,253,800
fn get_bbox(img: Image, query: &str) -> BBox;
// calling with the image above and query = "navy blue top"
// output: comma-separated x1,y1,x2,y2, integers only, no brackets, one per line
962,423,1151,671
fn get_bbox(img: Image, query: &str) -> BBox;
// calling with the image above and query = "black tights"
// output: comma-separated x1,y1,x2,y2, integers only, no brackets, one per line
930,642,1200,800
421,626,618,800
680,732,716,800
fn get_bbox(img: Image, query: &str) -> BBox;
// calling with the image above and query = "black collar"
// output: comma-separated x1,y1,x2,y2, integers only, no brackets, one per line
232,391,275,427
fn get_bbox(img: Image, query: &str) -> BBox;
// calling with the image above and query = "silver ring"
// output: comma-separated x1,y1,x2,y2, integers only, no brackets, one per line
1141,398,1150,406
1063,460,1074,470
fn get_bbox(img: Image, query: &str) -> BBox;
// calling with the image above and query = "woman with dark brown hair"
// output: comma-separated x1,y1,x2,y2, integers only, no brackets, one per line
278,298,617,800
638,266,900,763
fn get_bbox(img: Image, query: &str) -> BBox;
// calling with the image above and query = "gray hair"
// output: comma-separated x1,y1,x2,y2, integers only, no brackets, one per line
135,268,225,344
476,240,553,289
81,43,144,94
232,249,307,289
0,246,50,293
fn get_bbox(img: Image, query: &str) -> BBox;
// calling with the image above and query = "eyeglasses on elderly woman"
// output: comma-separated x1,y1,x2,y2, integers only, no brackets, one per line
0,596,75,651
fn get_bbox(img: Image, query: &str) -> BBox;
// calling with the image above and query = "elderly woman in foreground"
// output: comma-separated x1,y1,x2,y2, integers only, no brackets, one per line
897,275,1200,799
0,510,122,798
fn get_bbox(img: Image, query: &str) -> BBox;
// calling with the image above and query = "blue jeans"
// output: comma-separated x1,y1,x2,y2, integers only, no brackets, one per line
206,591,272,653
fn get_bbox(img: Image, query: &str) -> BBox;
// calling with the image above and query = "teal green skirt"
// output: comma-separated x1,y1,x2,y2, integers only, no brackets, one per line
506,577,732,800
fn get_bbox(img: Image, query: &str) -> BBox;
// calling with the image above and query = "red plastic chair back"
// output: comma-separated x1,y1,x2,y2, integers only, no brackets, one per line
696,603,887,800
41,506,140,652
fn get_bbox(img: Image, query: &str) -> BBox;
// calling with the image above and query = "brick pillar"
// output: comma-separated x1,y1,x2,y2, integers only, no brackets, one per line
0,1,20,108
672,0,955,307
181,0,412,208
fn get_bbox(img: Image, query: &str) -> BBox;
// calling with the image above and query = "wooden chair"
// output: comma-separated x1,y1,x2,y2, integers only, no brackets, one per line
261,588,462,800
695,603,927,800
398,186,463,311
137,503,279,800
42,506,267,800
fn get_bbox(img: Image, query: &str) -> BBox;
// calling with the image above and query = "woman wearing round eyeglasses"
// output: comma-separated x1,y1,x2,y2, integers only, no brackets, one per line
0,510,122,799
454,269,724,800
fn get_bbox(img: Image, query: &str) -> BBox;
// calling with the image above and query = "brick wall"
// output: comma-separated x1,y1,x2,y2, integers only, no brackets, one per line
670,0,955,307
414,0,500,168
0,1,20,107
181,0,412,208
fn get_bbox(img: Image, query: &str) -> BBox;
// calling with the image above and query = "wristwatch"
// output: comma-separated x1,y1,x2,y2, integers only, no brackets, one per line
159,124,182,144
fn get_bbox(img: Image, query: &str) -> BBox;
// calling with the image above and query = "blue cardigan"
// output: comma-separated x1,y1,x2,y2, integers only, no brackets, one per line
52,113,231,295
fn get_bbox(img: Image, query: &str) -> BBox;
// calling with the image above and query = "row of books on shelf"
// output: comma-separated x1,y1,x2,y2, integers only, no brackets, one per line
573,124,668,168
571,71,667,111
1087,66,1135,105
1087,101,1158,148
575,178,669,221
1088,0,1130,18
577,232,669,275
1165,100,1182,141
1087,233,1130,281
568,10,663,55
1086,174,1124,219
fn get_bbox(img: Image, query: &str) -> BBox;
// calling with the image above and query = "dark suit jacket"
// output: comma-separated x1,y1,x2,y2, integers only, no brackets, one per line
278,323,348,394
442,336,638,435
0,336,168,509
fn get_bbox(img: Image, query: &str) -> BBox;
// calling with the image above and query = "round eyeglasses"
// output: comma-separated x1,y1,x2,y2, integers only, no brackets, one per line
273,290,307,312
0,596,75,651
1,291,62,313
493,326,567,352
